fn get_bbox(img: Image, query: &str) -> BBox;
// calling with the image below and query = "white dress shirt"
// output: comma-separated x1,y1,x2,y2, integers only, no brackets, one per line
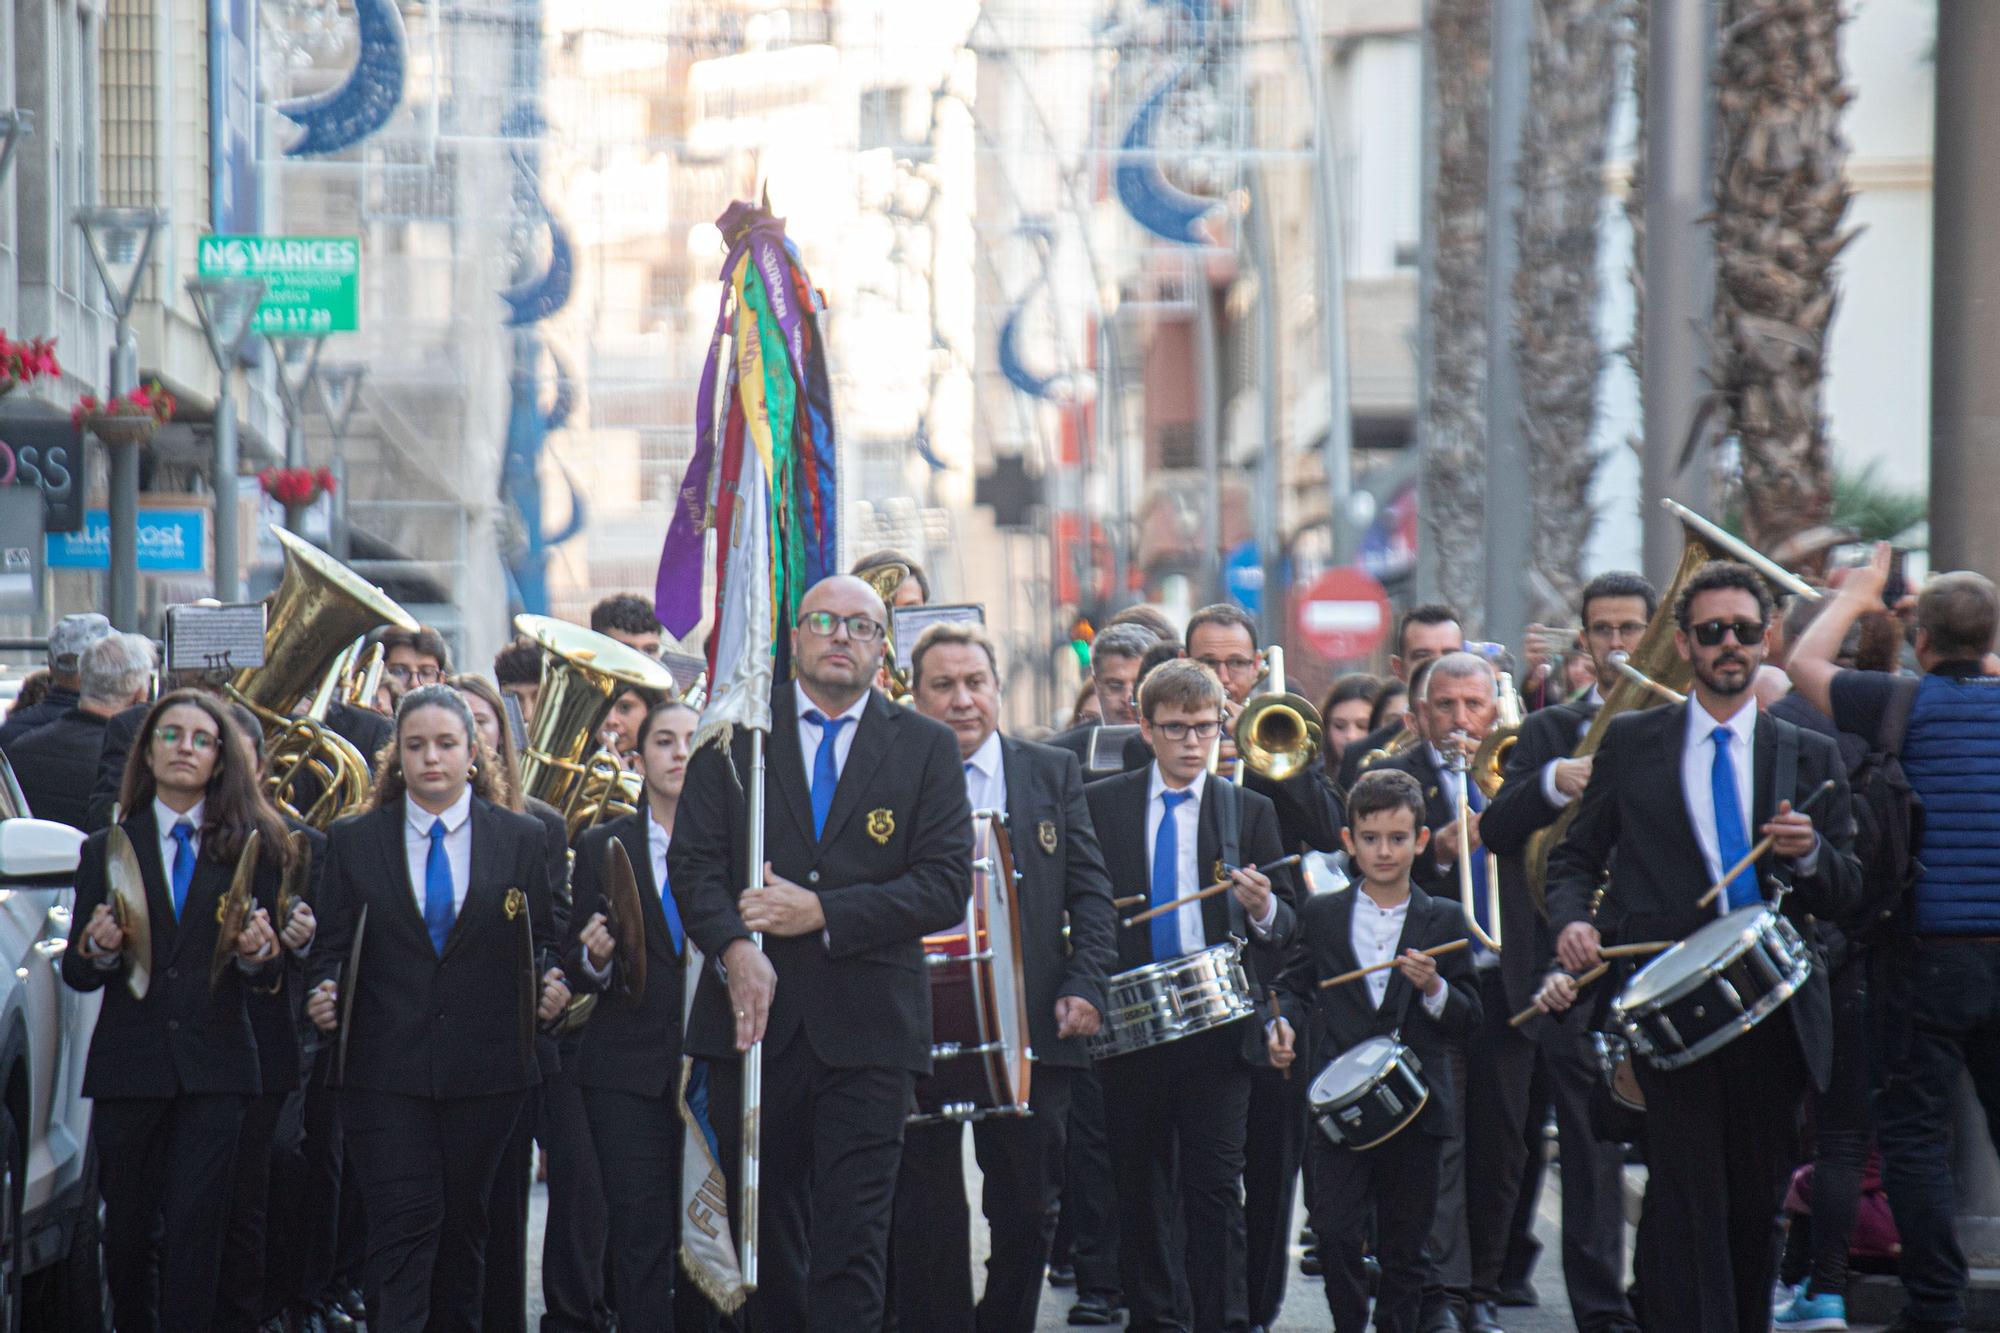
796,688,869,790
1350,891,1451,1017
1144,766,1278,956
1539,686,1603,809
154,796,204,881
405,787,474,915
649,810,672,896
1680,697,1814,912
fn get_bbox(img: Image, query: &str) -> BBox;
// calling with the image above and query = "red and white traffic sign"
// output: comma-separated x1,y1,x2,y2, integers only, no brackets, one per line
1295,566,1392,660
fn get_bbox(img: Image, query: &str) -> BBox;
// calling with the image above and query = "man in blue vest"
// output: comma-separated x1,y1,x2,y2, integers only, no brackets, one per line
1790,542,2000,1333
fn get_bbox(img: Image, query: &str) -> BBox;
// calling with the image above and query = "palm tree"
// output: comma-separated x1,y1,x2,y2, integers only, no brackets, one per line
1514,0,1622,619
1422,0,1490,626
1711,0,1858,569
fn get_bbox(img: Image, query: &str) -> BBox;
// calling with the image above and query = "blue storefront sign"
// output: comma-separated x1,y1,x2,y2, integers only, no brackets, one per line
47,508,207,573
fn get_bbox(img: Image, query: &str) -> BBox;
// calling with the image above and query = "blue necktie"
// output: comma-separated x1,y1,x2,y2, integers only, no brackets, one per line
658,853,684,953
169,822,196,920
424,818,456,955
805,710,852,839
1150,790,1195,963
1710,726,1758,910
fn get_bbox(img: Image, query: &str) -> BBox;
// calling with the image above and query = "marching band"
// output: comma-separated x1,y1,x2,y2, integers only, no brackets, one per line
40,503,1990,1333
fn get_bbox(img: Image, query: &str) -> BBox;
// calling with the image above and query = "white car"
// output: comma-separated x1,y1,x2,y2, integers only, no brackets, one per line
0,755,107,1331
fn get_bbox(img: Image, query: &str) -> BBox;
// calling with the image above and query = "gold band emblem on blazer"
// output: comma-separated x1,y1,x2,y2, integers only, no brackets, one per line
1038,819,1058,854
867,808,895,845
504,887,525,921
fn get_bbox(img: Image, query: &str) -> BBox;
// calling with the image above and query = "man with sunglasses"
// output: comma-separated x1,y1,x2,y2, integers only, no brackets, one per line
1536,560,1860,1333
1480,571,1656,1333
671,573,972,1332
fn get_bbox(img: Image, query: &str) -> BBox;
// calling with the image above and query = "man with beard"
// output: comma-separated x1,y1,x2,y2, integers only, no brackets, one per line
1536,560,1861,1332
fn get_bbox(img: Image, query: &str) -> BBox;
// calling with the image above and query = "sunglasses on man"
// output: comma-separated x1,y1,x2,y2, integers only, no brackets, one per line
1688,618,1768,648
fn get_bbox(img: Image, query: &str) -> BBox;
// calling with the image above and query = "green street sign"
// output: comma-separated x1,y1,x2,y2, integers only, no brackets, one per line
196,234,360,335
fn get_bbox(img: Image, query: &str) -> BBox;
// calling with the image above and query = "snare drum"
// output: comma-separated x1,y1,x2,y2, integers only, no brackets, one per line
1610,905,1812,1071
1309,1036,1430,1150
911,815,1033,1125
1088,942,1256,1060
1590,1031,1646,1113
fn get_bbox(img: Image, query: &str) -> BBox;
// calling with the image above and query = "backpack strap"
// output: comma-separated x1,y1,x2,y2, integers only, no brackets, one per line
1878,675,1922,755
1210,775,1247,937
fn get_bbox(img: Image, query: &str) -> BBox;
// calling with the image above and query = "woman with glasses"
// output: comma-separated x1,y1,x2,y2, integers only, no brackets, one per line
63,689,293,1332
306,684,571,1333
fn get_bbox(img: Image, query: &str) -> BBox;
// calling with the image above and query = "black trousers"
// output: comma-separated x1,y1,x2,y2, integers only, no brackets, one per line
583,1084,718,1333
540,1074,613,1332
1050,1066,1121,1300
1420,1042,1470,1318
889,1065,1076,1333
1243,1053,1310,1326
1307,1120,1443,1333
1633,1011,1806,1333
1535,1008,1638,1332
1497,1050,1550,1295
341,1087,529,1333
1465,969,1537,1305
708,1037,916,1332
1100,1024,1254,1333
95,1092,247,1333
217,1087,291,1332
294,1065,349,1310
483,1097,534,1333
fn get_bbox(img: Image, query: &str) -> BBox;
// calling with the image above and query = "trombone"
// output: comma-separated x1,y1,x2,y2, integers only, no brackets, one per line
1442,728,1503,953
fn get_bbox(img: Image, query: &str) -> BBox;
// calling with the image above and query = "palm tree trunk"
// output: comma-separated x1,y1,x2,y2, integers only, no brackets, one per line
1712,0,1857,566
1423,0,1490,626
1515,0,1621,619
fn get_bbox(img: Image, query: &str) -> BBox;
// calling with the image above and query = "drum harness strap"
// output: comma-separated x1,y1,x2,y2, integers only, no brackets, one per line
1768,719,1802,907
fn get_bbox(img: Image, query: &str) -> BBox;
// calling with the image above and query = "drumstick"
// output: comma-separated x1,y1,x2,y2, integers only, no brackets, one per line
1501,941,1672,1028
1268,994,1290,1080
1692,779,1839,911
1120,854,1304,928
1507,961,1611,1028
1318,939,1471,989
1112,894,1147,910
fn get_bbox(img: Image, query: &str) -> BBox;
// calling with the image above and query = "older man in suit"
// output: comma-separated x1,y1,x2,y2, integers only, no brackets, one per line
672,574,973,1332
887,621,1119,1332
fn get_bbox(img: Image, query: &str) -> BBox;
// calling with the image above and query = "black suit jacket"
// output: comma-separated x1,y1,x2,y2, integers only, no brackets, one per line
1336,717,1408,792
563,813,690,1098
9,708,109,829
671,684,974,1074
1544,703,1862,1088
1480,698,1597,1015
61,805,282,1099
1083,767,1300,1068
1273,885,1480,1138
996,735,1117,1070
312,796,557,1098
249,820,330,1095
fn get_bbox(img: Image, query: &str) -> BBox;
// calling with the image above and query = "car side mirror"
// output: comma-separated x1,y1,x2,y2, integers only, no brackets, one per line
0,818,85,887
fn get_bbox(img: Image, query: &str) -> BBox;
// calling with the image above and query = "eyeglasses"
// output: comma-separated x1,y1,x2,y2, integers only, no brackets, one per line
1153,719,1222,742
385,663,443,685
154,725,218,752
1587,621,1649,642
1195,656,1260,677
1689,618,1768,648
799,611,885,642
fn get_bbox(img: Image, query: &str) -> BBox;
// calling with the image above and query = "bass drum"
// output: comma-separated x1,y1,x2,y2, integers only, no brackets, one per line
910,812,1032,1125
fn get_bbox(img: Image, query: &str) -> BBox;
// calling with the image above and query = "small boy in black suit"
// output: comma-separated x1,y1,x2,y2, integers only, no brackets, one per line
1268,769,1480,1333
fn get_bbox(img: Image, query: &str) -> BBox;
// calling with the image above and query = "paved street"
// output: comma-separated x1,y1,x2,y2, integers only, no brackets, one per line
522,1139,1895,1330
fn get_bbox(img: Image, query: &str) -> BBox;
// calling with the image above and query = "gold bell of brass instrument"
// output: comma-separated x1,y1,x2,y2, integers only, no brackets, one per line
858,561,914,702
514,615,680,840
1470,671,1526,801
1443,729,1503,952
1235,645,1324,783
232,526,419,827
1522,498,1819,902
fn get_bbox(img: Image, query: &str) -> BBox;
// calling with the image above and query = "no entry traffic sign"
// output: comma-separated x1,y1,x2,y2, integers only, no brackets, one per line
1295,566,1392,660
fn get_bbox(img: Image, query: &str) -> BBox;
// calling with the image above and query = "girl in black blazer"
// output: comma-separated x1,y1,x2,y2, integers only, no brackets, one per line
307,685,568,1333
63,688,292,1333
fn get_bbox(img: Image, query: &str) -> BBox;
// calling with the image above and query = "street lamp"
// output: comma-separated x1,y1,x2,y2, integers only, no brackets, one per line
315,363,366,562
0,110,32,187
267,335,324,534
188,275,266,603
74,205,167,631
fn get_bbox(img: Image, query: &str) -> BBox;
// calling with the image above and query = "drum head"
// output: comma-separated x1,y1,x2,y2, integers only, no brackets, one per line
1312,1035,1401,1103
984,834,1032,1108
1620,905,1772,1008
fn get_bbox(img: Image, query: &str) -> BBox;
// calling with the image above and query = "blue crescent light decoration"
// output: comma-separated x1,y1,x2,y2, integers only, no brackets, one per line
500,193,573,325
541,338,575,432
278,0,408,157
1115,68,1223,246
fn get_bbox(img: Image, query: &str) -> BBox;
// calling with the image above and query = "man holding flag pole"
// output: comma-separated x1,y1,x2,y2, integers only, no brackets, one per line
656,199,972,1331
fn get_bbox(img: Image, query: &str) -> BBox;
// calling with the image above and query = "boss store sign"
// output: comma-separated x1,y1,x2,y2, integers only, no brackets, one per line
0,404,87,533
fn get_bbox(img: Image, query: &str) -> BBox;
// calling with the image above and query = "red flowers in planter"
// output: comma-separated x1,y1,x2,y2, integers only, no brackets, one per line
0,332,61,386
259,467,338,506
70,380,177,429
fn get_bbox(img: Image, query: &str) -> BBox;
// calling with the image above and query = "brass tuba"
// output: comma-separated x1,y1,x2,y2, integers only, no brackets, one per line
514,615,680,839
858,561,914,702
233,526,418,826
1235,646,1324,783
1523,499,1819,900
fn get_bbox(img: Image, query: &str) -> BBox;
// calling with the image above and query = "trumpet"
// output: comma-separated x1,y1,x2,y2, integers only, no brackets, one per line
1233,646,1324,783
1443,728,1502,953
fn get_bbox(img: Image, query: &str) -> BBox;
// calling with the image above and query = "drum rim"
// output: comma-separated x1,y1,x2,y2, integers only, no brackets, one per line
1088,942,1255,1058
1620,973,1806,1070
1309,1034,1406,1106
1614,906,1805,1012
